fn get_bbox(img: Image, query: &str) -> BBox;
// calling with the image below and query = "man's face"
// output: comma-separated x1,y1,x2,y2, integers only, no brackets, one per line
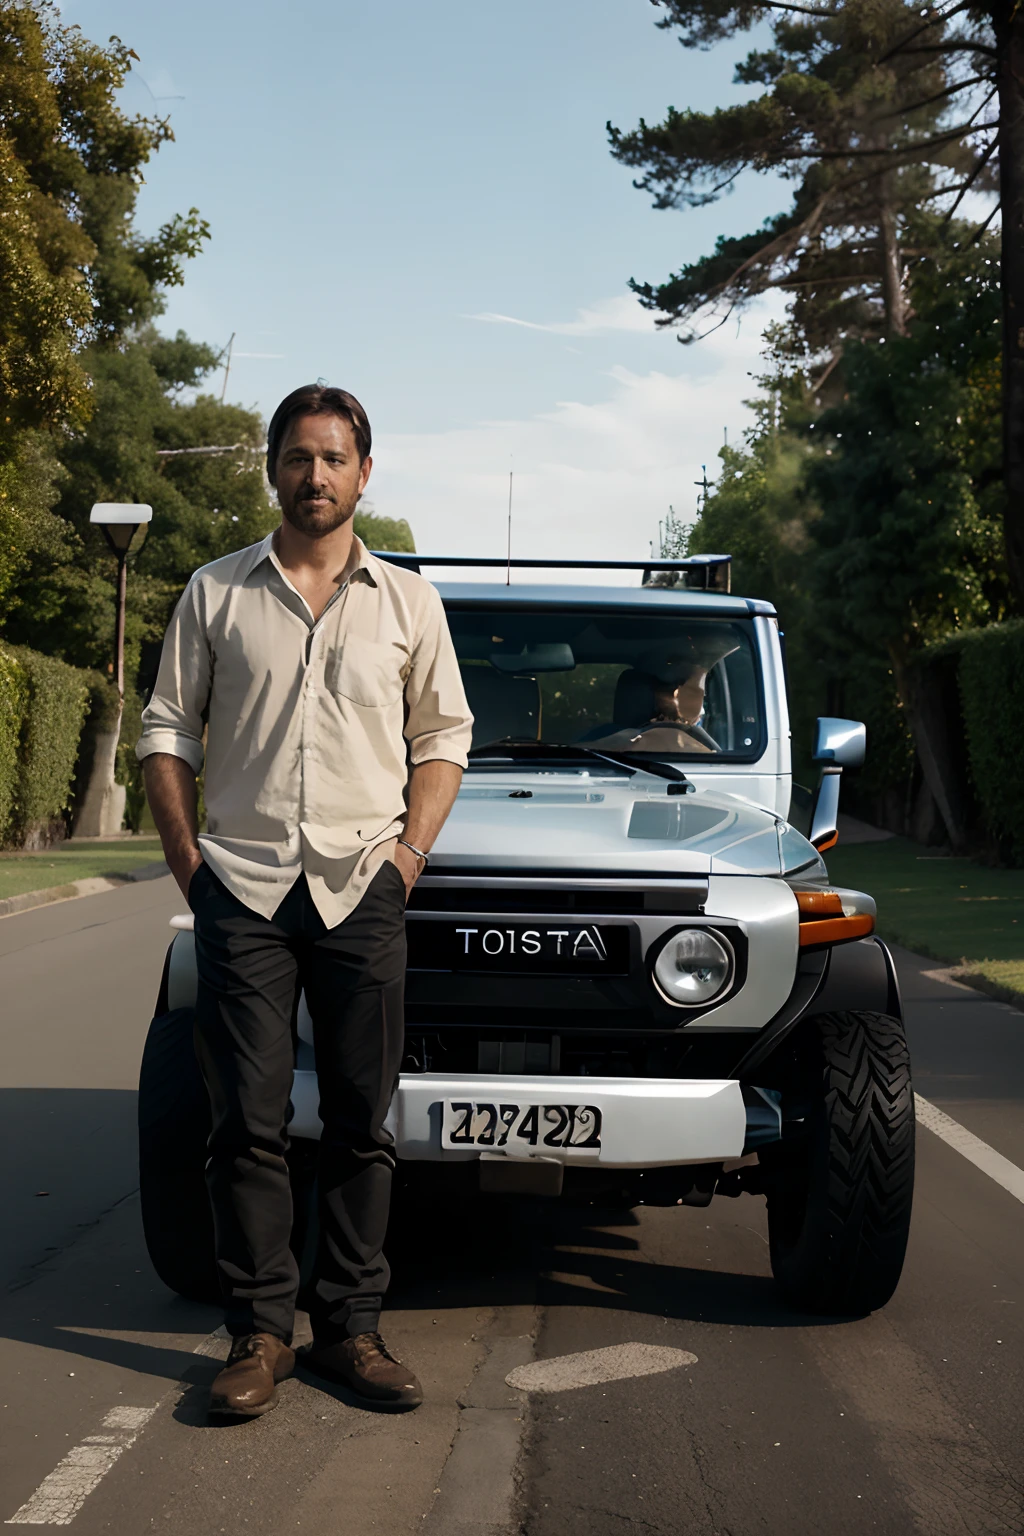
274,412,372,538
654,669,706,726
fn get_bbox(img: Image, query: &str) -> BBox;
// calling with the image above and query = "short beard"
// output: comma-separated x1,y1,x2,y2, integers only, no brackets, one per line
280,488,360,539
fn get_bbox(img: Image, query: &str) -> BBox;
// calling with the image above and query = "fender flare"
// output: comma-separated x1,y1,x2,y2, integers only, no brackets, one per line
731,935,901,1077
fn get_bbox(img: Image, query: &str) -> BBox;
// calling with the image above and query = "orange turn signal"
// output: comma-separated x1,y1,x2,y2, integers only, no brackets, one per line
796,891,844,918
798,913,875,946
796,890,874,947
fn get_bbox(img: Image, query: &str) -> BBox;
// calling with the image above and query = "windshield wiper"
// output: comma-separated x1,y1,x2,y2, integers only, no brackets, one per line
467,738,693,787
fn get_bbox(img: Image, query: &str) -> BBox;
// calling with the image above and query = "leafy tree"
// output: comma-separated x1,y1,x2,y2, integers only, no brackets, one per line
4,330,274,685
808,233,1005,842
686,234,1002,842
0,0,208,615
686,426,918,816
681,392,828,764
0,432,66,620
0,0,207,433
353,506,416,552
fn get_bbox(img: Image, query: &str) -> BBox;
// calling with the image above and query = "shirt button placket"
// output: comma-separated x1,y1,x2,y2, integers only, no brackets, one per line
300,634,318,815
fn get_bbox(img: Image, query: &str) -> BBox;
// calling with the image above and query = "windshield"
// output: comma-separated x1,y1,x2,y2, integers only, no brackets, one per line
446,606,765,761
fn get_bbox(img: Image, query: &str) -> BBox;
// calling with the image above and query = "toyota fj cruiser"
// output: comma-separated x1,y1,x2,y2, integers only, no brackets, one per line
140,554,913,1317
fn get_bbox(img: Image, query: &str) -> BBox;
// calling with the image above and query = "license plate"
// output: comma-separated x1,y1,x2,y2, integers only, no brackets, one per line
442,1099,602,1152
408,921,629,974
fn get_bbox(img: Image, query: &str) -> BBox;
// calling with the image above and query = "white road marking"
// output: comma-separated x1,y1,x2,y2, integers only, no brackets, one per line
5,1327,227,1526
5,1406,156,1525
506,1342,696,1394
915,1094,1024,1206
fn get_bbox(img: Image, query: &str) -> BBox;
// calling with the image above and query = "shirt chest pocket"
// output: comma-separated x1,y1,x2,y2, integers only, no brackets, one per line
327,639,407,708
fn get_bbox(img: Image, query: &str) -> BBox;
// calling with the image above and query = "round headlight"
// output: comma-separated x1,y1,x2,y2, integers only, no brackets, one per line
653,928,734,1007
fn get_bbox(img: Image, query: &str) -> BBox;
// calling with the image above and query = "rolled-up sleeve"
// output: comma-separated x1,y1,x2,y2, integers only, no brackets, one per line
403,585,473,768
136,577,211,774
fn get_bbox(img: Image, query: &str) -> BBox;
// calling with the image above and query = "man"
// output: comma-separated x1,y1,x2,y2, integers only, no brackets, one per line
138,384,472,1419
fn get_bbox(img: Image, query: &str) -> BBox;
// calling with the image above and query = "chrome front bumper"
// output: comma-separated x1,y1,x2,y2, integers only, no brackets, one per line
289,1070,747,1167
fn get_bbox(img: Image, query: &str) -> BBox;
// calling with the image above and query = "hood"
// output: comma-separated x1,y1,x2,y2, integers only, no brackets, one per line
431,770,800,876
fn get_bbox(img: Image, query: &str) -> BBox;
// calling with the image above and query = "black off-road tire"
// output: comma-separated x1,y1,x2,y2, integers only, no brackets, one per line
138,1006,219,1303
766,1010,915,1315
139,1007,321,1305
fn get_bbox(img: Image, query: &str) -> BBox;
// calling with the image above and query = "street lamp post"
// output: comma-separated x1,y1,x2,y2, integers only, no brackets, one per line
74,503,153,838
89,503,153,705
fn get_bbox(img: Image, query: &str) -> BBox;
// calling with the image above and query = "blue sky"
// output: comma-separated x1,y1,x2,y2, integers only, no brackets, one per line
69,0,785,570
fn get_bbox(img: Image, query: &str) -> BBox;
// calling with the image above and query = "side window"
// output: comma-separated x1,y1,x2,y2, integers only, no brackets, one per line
725,647,760,751
703,662,734,751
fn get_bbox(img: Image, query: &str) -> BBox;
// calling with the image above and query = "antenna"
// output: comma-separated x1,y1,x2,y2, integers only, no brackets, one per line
220,332,236,403
506,469,513,586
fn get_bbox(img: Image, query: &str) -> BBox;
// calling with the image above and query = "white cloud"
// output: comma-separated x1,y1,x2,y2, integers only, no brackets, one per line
466,293,666,338
372,298,782,582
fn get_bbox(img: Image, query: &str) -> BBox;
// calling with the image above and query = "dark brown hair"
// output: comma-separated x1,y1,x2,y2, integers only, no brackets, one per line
266,384,372,484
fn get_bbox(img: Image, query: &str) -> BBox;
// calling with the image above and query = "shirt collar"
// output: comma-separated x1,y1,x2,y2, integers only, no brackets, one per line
239,529,379,589
347,534,380,588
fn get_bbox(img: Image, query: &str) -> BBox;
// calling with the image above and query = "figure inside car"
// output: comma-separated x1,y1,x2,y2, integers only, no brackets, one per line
584,664,715,754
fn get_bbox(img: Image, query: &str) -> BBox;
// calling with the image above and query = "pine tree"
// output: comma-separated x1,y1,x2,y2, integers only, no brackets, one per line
611,0,1023,599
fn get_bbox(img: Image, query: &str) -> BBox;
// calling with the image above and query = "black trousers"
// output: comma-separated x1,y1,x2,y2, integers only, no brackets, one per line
190,860,407,1345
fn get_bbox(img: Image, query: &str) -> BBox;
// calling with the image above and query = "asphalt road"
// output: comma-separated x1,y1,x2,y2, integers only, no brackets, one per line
1,877,1022,1535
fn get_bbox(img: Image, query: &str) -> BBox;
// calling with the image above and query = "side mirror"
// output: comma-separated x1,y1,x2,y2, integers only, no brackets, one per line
812,717,866,770
808,718,866,852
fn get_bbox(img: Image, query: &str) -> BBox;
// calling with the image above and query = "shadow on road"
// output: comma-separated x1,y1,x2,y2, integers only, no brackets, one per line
386,1180,839,1331
0,1086,841,1402
0,1085,221,1387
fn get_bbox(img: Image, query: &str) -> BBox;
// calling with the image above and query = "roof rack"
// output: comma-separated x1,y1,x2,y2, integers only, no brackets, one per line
371,553,732,593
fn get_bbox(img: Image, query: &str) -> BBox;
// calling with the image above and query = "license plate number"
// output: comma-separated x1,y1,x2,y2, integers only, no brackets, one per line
442,1100,602,1152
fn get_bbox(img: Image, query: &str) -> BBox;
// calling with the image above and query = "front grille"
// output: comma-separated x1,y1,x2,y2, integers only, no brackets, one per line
408,878,708,916
408,886,643,914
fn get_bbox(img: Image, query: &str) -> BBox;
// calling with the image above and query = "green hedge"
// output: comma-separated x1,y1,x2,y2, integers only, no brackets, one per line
7,646,90,839
116,686,146,832
81,670,122,736
955,621,1024,861
0,643,92,846
0,646,28,839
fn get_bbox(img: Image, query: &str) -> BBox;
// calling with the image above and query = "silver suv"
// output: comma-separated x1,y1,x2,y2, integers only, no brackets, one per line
139,555,913,1317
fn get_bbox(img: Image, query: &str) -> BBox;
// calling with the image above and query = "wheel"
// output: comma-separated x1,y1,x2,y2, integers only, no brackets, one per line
138,1006,218,1303
138,1007,322,1304
766,1010,915,1315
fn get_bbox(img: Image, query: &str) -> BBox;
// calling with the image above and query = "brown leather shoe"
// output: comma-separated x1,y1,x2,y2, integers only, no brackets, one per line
304,1332,423,1411
209,1333,295,1419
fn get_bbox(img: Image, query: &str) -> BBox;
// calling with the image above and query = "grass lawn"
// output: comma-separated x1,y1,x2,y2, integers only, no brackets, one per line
0,838,165,901
826,835,1024,996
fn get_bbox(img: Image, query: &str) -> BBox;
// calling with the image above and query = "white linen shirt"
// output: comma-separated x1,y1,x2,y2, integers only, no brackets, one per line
136,533,473,925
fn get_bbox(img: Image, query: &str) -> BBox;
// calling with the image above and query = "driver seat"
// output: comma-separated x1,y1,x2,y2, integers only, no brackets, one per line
612,669,661,727
575,669,660,742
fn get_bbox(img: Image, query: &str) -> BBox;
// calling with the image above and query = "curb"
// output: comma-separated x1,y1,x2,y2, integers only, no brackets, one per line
422,1308,536,1536
883,931,1024,1014
952,966,1024,1013
0,860,169,920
